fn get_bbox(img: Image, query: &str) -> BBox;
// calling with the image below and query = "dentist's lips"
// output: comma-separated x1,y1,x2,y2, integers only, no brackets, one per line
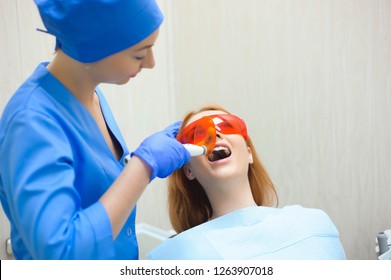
208,145,231,162
130,70,141,78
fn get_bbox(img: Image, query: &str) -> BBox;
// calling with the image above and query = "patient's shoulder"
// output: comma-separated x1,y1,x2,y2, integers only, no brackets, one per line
280,205,339,235
281,204,332,219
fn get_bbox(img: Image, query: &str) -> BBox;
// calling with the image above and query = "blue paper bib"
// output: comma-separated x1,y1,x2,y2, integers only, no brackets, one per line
147,205,346,260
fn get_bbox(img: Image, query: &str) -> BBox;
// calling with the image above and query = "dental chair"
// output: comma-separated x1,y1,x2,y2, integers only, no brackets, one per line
376,229,391,260
136,223,175,260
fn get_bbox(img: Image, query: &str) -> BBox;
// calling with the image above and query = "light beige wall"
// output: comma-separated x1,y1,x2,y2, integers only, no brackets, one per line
166,0,391,260
1,0,390,260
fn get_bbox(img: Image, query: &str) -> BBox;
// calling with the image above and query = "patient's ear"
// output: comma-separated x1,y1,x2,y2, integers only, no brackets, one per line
248,146,253,164
183,165,196,180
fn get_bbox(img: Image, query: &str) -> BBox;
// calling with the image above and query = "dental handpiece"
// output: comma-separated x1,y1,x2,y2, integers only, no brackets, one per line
123,144,207,165
183,144,207,157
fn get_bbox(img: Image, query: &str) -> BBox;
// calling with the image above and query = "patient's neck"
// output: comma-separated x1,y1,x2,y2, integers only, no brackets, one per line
208,181,257,220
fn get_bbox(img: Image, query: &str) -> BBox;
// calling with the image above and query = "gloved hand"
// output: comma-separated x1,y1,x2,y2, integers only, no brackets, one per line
131,121,190,181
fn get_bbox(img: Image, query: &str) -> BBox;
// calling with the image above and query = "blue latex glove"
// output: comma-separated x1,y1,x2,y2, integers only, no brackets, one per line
131,121,190,180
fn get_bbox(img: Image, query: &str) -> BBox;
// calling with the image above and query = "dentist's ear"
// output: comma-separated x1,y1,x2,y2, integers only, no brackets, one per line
183,165,196,180
248,147,254,164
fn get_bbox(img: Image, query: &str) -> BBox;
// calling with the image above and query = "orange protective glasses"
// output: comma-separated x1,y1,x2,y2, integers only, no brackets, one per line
177,114,248,156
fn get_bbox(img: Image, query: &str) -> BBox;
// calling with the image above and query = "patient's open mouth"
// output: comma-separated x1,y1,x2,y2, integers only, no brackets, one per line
208,146,231,162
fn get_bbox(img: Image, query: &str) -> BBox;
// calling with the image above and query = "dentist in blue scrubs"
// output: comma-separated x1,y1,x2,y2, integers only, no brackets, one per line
0,0,190,259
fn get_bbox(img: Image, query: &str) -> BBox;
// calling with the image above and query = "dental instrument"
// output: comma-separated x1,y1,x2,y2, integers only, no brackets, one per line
123,144,207,165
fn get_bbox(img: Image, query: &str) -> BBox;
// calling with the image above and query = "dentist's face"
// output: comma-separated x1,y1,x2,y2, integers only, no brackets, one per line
183,110,253,187
89,29,159,85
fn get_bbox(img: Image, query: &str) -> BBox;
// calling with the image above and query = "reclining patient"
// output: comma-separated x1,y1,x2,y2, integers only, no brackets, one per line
148,105,346,260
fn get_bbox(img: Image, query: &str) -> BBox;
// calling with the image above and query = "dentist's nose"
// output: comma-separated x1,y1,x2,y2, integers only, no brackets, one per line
141,48,156,69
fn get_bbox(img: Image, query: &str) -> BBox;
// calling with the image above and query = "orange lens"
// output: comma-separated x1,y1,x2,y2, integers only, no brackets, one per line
177,114,247,156
177,116,216,156
210,114,248,140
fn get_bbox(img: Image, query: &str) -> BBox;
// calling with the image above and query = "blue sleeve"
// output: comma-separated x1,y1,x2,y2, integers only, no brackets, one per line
0,109,114,259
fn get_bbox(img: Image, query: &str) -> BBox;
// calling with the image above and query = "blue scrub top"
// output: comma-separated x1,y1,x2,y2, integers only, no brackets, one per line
147,205,346,260
0,63,138,259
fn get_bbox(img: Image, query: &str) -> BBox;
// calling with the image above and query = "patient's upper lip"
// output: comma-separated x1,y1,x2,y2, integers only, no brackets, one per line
213,142,231,152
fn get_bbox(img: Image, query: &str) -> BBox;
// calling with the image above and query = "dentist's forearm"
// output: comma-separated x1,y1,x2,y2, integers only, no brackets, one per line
99,156,151,239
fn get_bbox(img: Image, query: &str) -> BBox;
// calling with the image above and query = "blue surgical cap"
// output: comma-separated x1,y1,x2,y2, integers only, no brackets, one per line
34,0,163,63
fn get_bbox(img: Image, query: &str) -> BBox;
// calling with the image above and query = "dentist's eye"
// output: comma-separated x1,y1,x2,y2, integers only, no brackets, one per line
133,50,148,61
